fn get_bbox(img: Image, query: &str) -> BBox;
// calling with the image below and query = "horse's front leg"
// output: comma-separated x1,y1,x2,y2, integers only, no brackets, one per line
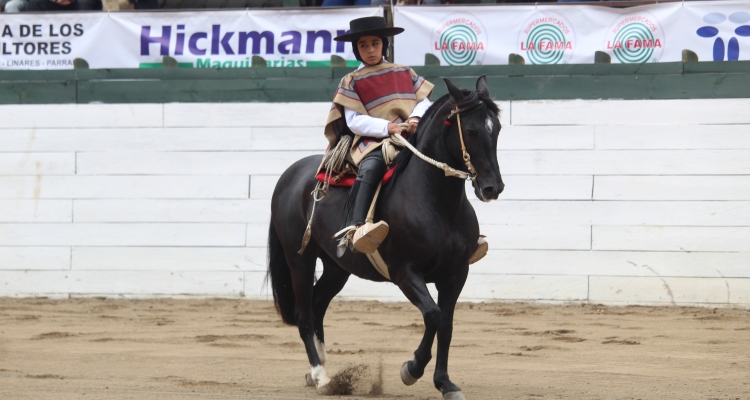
433,264,469,400
395,266,441,387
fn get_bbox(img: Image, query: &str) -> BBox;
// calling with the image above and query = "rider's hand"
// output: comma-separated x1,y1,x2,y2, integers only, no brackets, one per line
387,122,402,135
405,117,419,134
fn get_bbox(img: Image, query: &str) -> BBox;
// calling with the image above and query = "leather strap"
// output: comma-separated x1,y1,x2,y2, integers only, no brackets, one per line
456,111,479,189
366,250,390,280
365,182,382,224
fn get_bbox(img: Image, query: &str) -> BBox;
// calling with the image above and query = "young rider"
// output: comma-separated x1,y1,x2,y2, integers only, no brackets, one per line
324,16,431,254
324,16,488,263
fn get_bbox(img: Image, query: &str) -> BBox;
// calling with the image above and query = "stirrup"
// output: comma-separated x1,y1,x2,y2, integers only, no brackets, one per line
333,225,357,258
469,235,488,265
352,221,389,254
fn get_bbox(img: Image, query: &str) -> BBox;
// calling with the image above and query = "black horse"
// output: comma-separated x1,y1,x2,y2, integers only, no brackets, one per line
267,76,503,400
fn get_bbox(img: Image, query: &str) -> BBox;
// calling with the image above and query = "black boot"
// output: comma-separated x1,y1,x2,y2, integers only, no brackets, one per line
344,152,387,227
338,152,387,256
347,180,379,227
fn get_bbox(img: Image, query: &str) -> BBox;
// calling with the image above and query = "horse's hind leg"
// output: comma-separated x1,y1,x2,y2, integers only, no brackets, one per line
302,252,350,387
286,249,331,390
312,252,351,366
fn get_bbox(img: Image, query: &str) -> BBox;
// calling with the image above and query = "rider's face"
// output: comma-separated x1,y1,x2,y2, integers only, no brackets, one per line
357,36,383,66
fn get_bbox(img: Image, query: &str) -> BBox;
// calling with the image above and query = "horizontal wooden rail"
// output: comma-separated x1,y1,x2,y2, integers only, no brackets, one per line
1,61,749,104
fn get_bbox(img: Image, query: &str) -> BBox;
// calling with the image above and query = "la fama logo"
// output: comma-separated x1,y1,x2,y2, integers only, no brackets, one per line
604,12,665,63
430,14,487,66
518,13,575,65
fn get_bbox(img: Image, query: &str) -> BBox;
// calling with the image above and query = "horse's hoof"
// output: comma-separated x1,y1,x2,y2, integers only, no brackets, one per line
304,373,315,387
443,390,467,400
400,361,419,386
316,379,334,396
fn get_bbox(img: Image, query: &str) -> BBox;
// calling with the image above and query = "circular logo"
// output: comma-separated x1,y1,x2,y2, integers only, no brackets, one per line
605,13,665,63
431,14,488,66
518,13,576,65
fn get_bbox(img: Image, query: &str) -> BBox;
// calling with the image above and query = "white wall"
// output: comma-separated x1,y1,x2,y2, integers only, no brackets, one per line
1,100,749,306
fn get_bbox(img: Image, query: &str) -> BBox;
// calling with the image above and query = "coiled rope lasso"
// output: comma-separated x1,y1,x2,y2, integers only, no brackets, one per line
298,135,352,254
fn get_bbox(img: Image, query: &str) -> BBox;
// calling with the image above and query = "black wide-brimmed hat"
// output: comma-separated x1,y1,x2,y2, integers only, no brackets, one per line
334,16,405,42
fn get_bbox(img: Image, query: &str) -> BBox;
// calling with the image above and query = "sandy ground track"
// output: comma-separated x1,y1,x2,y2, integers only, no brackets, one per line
1,298,749,399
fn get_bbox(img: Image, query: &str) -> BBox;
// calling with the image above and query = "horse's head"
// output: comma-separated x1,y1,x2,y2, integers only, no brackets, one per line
443,76,504,201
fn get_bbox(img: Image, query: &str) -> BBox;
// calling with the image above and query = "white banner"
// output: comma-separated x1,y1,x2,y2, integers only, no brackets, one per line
0,8,380,70
2,2,749,69
394,0,750,65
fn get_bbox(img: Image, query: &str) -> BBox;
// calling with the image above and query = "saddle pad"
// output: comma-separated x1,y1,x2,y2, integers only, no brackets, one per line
316,167,396,187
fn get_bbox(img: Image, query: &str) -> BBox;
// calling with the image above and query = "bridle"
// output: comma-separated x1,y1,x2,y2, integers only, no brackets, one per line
394,98,484,191
445,100,484,190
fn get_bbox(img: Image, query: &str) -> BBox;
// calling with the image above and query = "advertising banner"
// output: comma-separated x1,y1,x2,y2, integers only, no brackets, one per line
0,8,381,70
394,0,750,65
2,2,749,69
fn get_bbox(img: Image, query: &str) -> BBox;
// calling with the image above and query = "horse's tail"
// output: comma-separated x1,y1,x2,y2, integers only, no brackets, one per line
265,221,297,326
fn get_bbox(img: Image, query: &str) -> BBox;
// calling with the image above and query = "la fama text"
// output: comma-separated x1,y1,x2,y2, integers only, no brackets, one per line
1,24,83,56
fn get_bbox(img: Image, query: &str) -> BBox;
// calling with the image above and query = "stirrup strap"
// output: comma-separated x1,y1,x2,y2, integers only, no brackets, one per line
365,182,383,224
367,250,390,280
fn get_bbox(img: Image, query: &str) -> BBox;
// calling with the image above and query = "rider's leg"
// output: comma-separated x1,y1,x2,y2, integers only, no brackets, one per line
348,151,388,253
348,151,386,225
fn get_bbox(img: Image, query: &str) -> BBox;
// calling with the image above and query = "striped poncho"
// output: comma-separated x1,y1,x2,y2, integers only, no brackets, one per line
324,62,434,166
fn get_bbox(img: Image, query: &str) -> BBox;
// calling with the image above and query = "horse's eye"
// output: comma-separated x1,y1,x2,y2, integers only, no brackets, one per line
466,129,478,137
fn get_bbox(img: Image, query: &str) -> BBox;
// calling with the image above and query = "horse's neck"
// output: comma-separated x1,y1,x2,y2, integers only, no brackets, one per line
404,122,468,207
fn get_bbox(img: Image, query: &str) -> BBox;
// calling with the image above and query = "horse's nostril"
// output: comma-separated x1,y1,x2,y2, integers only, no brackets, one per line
481,186,497,199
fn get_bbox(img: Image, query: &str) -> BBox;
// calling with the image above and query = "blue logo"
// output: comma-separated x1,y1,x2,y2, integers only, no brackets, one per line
696,12,750,61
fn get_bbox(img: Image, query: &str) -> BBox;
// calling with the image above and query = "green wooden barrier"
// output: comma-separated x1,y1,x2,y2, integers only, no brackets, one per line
1,61,749,104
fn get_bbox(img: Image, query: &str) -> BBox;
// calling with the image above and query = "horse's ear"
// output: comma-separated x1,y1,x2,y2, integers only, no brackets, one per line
443,78,465,102
476,75,489,97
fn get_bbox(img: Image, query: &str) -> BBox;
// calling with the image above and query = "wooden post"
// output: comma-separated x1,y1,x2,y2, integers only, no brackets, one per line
73,58,89,70
162,56,178,68
330,55,346,68
425,53,440,66
386,6,395,63
682,50,699,63
595,51,611,64
509,53,525,65
252,56,267,68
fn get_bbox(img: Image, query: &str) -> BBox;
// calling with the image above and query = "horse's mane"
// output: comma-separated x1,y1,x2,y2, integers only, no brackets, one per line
390,89,498,185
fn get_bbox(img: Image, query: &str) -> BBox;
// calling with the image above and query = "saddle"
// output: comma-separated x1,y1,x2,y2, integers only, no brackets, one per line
313,163,396,280
315,135,402,187
315,167,396,187
302,137,403,280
